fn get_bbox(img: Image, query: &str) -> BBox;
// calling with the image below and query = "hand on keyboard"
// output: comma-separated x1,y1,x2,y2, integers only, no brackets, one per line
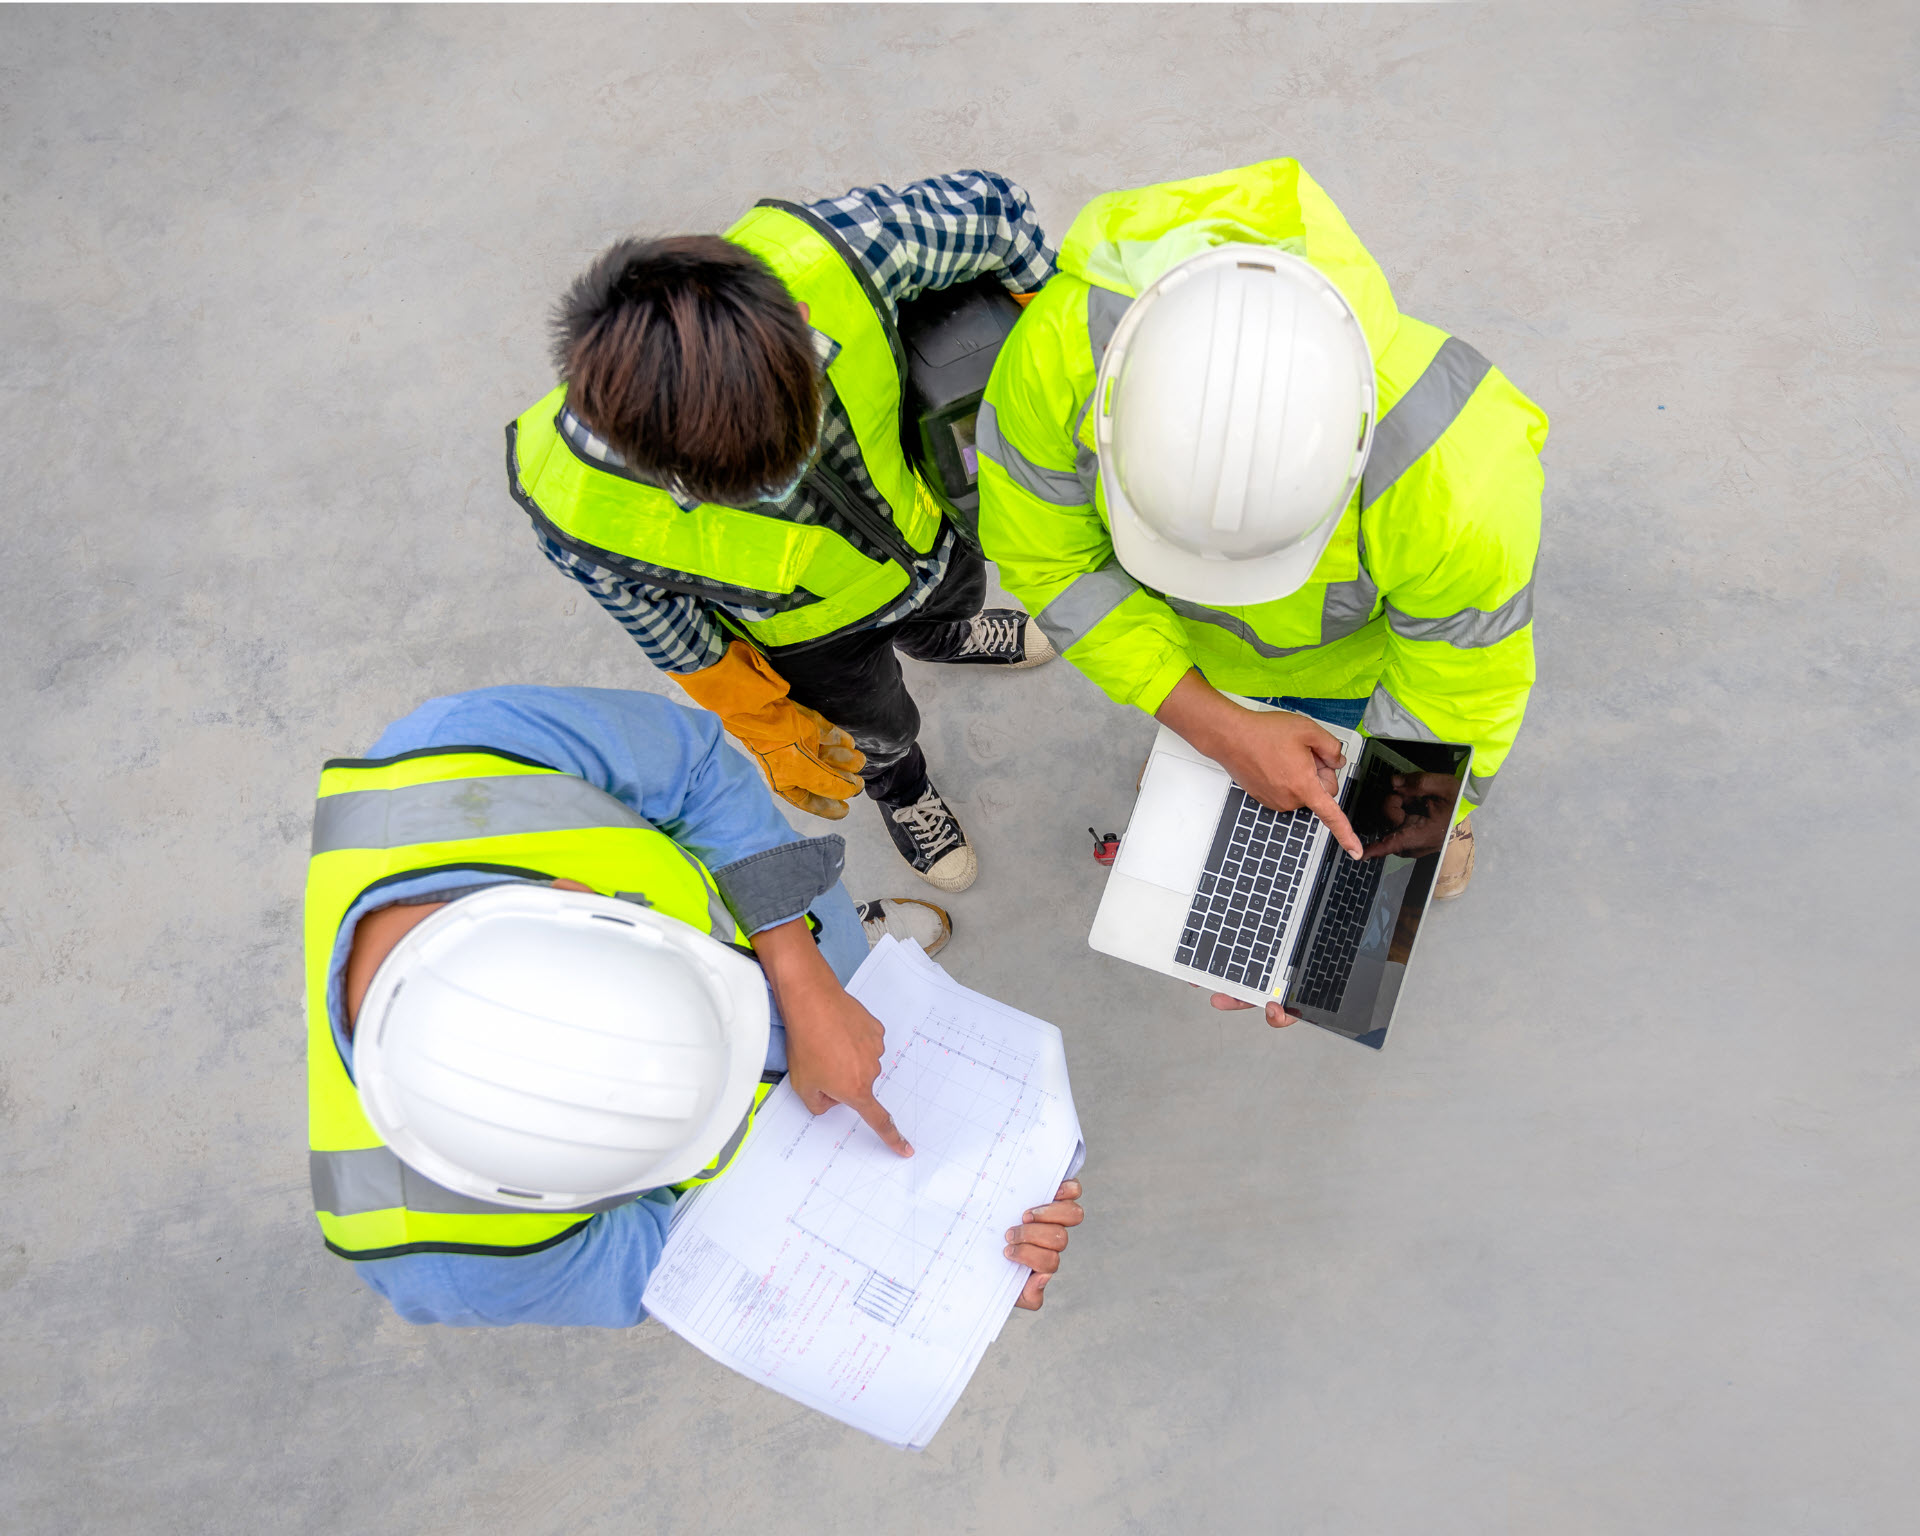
1155,671,1364,859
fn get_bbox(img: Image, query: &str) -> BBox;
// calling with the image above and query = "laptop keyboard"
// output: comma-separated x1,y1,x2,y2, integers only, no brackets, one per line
1174,786,1319,991
1293,853,1386,1013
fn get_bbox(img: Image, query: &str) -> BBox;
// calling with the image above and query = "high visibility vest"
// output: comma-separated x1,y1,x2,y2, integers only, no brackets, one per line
506,202,945,654
305,745,768,1262
977,160,1549,811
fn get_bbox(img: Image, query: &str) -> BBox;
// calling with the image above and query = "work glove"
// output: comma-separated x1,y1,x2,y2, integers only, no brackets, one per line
674,641,867,820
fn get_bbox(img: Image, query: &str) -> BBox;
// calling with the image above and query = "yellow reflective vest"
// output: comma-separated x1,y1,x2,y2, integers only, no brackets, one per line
977,160,1548,810
506,202,944,653
305,745,767,1261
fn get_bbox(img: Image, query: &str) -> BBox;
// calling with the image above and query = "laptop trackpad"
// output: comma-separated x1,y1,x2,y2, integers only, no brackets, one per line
1113,754,1229,894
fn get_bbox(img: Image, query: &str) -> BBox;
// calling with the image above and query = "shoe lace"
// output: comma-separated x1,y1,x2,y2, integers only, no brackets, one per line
958,611,1022,658
890,788,961,860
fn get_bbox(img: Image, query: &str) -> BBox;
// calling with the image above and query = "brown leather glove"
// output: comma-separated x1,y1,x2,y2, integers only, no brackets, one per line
674,642,867,820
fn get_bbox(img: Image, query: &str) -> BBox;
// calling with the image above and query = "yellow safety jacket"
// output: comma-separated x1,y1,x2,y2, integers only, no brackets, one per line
977,160,1549,811
305,745,769,1261
506,202,945,653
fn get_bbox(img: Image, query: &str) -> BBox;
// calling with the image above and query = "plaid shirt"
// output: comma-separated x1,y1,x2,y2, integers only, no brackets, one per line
534,170,1057,674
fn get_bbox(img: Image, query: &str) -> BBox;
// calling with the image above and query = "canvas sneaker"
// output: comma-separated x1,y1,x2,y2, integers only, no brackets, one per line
879,781,978,892
856,897,953,958
944,608,1056,669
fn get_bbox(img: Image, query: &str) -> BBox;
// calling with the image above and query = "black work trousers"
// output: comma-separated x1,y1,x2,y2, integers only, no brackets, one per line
762,545,988,806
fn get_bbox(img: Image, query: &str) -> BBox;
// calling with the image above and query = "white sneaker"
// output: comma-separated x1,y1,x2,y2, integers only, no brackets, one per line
857,897,953,957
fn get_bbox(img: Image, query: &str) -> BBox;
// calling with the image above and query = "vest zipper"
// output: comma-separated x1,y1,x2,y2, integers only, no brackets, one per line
799,457,919,574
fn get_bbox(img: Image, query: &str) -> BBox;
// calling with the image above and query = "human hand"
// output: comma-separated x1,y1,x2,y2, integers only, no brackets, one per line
751,920,912,1157
1153,672,1361,857
1007,1179,1084,1310
1360,772,1461,860
1213,709,1363,858
1209,991,1301,1028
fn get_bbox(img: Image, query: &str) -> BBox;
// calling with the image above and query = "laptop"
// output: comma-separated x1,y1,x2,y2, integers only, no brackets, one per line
1089,704,1471,1049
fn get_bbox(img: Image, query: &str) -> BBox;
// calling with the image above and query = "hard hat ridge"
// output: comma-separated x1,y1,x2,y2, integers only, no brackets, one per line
1097,244,1376,606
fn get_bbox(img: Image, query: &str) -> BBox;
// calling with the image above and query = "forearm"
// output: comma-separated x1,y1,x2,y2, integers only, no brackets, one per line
751,917,843,1021
1152,669,1247,757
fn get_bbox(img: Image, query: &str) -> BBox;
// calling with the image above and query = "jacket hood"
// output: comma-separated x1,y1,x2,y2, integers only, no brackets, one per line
1056,159,1401,362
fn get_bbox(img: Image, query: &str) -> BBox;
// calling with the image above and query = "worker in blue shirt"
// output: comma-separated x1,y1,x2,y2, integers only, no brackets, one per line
302,686,1083,1326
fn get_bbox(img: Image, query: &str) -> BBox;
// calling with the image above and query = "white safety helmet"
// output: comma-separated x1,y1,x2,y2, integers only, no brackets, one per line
353,883,769,1207
1095,244,1376,606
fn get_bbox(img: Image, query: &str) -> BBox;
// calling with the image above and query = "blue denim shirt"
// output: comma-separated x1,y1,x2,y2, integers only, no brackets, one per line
327,686,866,1327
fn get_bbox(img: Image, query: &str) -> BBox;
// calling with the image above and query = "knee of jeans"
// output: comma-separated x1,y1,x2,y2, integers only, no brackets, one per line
851,713,919,772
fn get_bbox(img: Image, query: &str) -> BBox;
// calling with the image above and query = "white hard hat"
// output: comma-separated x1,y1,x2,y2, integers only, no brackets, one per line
1095,244,1376,606
353,883,769,1207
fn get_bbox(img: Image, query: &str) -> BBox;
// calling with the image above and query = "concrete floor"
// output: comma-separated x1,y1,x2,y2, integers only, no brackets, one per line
5,4,1917,1531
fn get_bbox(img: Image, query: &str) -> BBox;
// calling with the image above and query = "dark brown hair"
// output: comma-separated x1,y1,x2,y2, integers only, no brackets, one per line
550,235,820,505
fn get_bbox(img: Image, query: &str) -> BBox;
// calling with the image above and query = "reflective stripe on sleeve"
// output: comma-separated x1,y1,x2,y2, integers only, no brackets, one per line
1361,336,1492,509
1087,285,1131,365
313,775,651,856
1385,579,1534,650
1034,561,1141,653
1360,685,1440,742
310,1147,634,1218
1165,597,1322,660
975,401,1090,507
1464,770,1496,807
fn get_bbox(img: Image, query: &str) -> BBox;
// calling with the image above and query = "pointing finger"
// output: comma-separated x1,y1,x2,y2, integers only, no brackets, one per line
1303,782,1364,859
851,1091,914,1157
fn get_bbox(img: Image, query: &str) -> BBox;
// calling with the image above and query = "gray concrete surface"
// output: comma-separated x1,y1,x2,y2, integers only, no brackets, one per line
4,4,1917,1531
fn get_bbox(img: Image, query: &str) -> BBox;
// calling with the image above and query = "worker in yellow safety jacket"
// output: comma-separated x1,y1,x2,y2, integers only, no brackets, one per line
976,160,1547,1023
507,174,1061,896
305,685,1081,1325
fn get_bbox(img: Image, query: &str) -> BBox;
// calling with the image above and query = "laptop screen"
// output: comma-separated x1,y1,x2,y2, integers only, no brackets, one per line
1282,736,1472,1049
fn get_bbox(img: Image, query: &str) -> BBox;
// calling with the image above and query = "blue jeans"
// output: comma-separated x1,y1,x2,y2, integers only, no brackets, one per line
1258,695,1368,731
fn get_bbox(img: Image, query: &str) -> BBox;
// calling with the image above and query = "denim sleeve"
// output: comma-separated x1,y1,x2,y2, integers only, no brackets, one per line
352,1189,676,1328
369,686,800,872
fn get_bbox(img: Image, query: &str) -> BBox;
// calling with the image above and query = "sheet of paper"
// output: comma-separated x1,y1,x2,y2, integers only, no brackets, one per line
642,937,1083,1449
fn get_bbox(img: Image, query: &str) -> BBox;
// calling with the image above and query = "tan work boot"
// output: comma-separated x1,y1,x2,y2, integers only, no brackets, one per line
1433,816,1475,900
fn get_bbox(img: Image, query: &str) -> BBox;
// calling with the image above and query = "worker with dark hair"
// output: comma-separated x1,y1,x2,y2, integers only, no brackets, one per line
507,175,1059,893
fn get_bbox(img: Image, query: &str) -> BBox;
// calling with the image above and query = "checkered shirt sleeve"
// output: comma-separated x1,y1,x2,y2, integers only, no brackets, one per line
806,170,1057,312
536,532,732,675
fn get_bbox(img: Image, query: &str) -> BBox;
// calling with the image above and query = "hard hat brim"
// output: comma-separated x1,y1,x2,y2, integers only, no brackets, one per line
1106,474,1353,607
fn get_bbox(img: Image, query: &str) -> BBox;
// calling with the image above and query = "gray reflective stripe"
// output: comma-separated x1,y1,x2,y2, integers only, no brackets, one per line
1087,285,1131,364
1361,336,1492,509
1034,561,1141,653
312,1147,635,1218
313,774,651,855
1464,770,1495,807
1165,597,1323,660
974,401,1089,507
687,1106,753,1183
1321,524,1381,642
1361,686,1440,742
668,842,738,940
1385,579,1534,650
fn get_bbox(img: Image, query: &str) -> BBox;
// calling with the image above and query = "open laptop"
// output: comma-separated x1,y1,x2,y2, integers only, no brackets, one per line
1089,705,1471,1049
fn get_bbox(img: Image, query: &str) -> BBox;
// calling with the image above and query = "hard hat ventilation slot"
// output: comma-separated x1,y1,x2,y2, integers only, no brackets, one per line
494,1187,546,1202
591,913,635,927
1236,261,1274,272
1356,414,1370,451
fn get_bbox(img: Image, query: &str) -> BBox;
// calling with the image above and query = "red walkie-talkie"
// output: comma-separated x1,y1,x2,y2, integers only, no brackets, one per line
1088,827,1121,867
